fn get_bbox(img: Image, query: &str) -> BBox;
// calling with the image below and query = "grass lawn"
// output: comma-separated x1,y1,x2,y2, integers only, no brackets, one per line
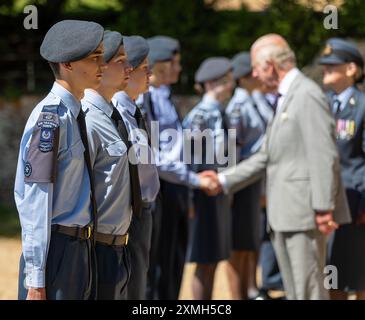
0,204,20,238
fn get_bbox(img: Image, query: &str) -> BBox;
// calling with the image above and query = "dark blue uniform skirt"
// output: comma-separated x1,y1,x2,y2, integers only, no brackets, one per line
231,179,262,251
189,190,231,264
328,189,365,291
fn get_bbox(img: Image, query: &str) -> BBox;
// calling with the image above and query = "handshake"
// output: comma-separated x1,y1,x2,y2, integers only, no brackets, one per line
197,170,223,196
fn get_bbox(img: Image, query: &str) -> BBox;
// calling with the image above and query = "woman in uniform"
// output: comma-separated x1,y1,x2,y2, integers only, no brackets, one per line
225,52,267,300
319,37,365,300
183,57,234,300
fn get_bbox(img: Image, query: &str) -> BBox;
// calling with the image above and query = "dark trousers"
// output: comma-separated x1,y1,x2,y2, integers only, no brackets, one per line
146,194,163,300
18,232,93,300
127,204,153,300
259,209,283,291
158,181,189,300
95,242,130,300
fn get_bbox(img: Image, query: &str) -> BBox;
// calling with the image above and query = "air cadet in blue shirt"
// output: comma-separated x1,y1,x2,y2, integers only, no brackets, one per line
183,57,235,300
225,52,267,299
112,35,160,300
15,20,105,300
319,38,365,300
81,31,136,300
138,36,213,300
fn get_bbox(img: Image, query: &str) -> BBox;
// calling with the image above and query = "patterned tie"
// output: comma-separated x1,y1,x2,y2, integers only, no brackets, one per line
111,108,143,217
270,93,282,115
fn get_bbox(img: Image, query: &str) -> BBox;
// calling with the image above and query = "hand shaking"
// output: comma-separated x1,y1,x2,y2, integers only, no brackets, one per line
198,170,222,196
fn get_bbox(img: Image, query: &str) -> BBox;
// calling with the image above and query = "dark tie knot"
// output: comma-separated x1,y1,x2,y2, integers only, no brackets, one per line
332,98,341,114
77,108,85,120
111,108,123,122
134,107,143,119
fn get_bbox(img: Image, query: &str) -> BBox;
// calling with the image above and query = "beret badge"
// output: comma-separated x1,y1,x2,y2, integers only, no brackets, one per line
322,44,332,56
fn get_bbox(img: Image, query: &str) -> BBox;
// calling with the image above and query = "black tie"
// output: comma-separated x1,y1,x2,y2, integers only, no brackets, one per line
111,108,143,217
77,109,98,243
220,108,229,158
332,98,341,115
220,108,229,135
134,106,151,146
144,91,156,121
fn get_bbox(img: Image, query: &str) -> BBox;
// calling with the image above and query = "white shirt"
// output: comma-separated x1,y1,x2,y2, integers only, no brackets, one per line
277,67,300,113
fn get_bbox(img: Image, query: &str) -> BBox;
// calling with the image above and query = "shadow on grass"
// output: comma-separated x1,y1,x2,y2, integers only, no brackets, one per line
0,204,20,238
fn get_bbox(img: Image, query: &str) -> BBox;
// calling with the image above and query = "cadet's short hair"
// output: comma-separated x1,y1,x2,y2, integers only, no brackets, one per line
48,62,60,78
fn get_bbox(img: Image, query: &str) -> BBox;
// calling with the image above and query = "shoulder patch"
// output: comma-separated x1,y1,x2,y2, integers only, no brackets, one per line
24,162,32,177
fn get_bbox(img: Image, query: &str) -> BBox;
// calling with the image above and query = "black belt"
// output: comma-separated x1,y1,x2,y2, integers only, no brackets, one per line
95,232,129,246
51,224,92,240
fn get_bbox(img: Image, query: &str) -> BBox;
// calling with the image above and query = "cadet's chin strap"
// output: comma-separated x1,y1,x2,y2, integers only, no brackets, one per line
77,108,98,299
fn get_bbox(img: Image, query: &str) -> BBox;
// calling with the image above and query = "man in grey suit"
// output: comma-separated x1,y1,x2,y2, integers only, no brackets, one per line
205,34,351,300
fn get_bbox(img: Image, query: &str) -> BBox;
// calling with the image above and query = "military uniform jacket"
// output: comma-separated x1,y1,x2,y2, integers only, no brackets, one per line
329,87,365,211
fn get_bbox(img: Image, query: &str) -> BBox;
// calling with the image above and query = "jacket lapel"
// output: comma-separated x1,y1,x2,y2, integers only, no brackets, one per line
268,72,303,150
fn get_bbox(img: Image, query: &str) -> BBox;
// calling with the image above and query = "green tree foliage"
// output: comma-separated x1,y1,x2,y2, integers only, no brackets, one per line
1,0,365,95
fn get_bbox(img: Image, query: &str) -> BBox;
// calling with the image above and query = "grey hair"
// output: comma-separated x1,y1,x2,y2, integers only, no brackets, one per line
255,44,296,70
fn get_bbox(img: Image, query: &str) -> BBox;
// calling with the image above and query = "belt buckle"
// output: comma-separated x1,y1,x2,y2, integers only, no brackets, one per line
125,233,129,245
85,226,92,239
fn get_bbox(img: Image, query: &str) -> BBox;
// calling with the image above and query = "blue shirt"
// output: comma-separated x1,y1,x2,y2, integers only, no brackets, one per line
139,85,200,188
183,94,230,172
112,91,160,203
82,89,132,235
14,82,92,288
331,86,355,113
226,87,267,160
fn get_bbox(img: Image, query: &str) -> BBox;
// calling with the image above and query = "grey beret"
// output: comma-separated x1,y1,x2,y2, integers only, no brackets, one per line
231,52,252,79
124,35,149,69
148,35,180,53
195,57,232,83
40,20,104,63
103,30,123,63
147,36,180,67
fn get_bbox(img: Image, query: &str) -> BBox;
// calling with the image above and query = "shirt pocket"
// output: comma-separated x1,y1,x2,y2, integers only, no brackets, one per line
58,139,85,161
106,140,127,157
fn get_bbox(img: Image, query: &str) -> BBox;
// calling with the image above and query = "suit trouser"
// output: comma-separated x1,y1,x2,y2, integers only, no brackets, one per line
259,210,283,291
127,204,153,300
18,232,93,300
271,229,329,300
95,242,130,300
158,181,189,300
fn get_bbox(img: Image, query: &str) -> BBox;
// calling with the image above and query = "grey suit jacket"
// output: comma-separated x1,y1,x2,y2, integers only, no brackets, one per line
221,71,351,232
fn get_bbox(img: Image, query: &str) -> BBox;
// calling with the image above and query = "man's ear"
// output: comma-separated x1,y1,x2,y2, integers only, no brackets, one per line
60,62,72,72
